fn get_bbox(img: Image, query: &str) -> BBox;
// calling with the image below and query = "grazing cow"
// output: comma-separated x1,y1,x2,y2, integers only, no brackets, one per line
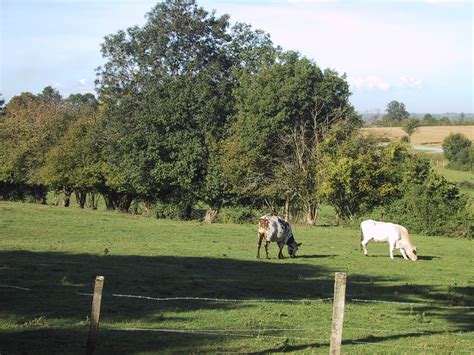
360,220,418,261
257,215,302,259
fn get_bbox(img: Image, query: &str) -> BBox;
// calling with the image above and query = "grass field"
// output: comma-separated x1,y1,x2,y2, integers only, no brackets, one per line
0,202,472,354
362,125,474,146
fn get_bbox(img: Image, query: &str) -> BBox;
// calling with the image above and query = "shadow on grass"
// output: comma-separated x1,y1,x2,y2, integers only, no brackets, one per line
298,254,337,259
0,250,472,353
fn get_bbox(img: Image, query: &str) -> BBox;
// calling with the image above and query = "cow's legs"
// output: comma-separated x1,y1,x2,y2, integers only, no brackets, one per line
264,241,271,259
399,248,409,260
277,242,284,259
389,241,395,259
361,238,369,256
257,233,263,258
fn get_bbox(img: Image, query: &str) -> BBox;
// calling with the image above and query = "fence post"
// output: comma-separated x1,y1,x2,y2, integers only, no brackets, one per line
86,276,104,355
329,272,346,355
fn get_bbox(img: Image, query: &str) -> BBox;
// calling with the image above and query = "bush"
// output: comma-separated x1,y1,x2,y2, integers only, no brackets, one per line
216,206,265,224
151,201,192,220
382,174,471,238
442,133,472,171
0,182,47,204
400,135,410,143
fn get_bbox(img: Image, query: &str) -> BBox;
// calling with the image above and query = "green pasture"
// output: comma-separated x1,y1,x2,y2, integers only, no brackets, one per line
0,202,473,354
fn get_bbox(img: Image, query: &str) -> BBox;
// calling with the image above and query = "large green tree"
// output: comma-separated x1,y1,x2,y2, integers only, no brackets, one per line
221,52,358,223
96,0,235,214
385,100,409,123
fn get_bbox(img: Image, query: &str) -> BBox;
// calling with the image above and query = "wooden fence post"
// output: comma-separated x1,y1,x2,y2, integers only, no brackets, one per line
329,272,346,355
86,276,104,355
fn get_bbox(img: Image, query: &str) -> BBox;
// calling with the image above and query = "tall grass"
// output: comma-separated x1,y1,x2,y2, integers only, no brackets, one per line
0,202,472,354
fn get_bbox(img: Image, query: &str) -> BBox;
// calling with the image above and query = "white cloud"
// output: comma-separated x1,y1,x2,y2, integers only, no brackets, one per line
399,76,423,89
349,75,391,91
78,79,88,86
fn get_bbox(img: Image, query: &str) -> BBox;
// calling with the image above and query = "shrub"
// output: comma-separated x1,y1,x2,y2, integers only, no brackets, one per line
382,174,471,237
151,201,192,220
400,135,410,143
216,206,265,224
442,133,472,171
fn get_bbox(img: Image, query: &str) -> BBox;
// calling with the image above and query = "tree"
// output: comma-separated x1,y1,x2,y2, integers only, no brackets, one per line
385,100,409,123
0,88,76,203
402,118,421,142
96,0,236,214
39,104,103,208
321,135,407,220
221,52,358,223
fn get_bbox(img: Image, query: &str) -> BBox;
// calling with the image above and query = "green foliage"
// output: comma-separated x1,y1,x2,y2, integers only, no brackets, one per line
151,201,194,220
382,173,471,237
400,135,410,143
384,100,410,123
442,133,473,171
216,206,265,224
96,0,236,209
0,89,76,201
402,118,421,138
321,136,407,219
221,52,357,206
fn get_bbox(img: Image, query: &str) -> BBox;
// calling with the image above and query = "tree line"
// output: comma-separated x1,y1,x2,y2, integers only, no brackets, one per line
0,0,471,237
367,100,473,128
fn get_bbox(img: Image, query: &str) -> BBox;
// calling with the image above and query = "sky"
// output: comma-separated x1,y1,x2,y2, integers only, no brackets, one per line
1,0,473,114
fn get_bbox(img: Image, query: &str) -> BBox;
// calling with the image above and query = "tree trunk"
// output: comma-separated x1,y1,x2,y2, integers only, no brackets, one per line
102,194,116,211
305,204,318,226
117,194,133,213
88,193,98,210
52,191,60,206
75,191,87,209
204,207,219,224
63,186,72,207
284,198,290,221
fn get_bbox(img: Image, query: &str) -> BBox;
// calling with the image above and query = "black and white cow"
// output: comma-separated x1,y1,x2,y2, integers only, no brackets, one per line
257,215,302,259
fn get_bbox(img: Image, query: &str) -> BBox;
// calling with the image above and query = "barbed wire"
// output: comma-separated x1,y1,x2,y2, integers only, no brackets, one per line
4,283,473,352
0,284,31,291
0,283,460,310
110,294,333,303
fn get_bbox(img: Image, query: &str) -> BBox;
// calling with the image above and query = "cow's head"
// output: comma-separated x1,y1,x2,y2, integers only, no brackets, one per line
407,246,418,261
288,242,302,258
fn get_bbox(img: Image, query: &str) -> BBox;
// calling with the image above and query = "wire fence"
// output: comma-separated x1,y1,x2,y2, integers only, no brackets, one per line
3,284,472,309
2,283,473,353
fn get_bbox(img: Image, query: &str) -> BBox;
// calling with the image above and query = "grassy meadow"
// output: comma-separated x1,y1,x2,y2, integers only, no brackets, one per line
0,201,473,354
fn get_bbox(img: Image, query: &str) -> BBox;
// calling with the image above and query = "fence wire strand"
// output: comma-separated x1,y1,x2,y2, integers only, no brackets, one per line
110,293,333,303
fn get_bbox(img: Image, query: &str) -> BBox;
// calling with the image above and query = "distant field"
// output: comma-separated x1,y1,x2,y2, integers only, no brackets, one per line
0,202,472,354
362,125,474,146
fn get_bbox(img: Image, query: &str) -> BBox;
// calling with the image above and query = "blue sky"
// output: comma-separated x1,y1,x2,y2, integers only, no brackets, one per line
1,0,472,114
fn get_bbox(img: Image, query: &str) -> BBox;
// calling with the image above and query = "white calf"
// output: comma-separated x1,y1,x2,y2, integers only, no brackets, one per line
360,220,417,261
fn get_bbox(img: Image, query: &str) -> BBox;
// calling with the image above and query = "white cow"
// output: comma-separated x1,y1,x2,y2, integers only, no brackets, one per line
360,220,418,261
257,215,301,259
